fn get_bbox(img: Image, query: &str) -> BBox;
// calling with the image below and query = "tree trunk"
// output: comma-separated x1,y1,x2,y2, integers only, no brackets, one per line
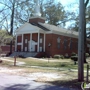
10,0,15,54
84,0,89,63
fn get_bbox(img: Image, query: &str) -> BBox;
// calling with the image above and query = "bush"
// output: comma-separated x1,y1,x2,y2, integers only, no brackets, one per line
64,53,69,58
71,56,78,61
53,55,64,59
60,55,64,59
18,55,26,58
54,55,60,59
86,53,89,57
71,52,76,56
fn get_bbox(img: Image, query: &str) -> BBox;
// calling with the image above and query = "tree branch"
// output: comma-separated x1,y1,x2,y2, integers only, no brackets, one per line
85,0,89,7
0,14,10,23
0,2,11,10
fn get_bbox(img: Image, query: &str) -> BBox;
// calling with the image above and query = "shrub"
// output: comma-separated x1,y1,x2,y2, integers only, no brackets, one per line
18,55,25,58
71,56,78,61
71,52,76,56
86,53,89,57
60,55,64,59
54,55,60,59
64,53,69,58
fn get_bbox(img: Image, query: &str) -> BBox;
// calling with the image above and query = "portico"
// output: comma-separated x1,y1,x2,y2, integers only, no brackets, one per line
15,25,46,53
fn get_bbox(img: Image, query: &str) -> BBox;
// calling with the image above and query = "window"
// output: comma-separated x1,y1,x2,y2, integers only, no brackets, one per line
25,47,27,51
76,42,78,49
70,39,72,50
40,38,42,43
57,37,61,49
25,39,27,43
40,47,42,52
64,39,67,49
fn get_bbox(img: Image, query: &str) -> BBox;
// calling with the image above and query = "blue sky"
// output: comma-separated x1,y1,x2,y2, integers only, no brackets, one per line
58,0,79,12
58,0,78,6
57,0,79,28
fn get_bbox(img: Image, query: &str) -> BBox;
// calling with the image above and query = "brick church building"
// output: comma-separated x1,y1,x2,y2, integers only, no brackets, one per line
15,0,90,57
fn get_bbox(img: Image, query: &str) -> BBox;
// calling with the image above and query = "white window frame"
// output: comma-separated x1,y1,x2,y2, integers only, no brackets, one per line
40,47,42,52
25,39,27,43
40,38,42,43
25,47,27,51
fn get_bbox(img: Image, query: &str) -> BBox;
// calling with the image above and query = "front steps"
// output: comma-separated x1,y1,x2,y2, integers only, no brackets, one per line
10,52,37,58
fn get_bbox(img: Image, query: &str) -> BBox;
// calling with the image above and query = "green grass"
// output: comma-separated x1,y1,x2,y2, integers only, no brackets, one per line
2,57,89,71
5,57,79,69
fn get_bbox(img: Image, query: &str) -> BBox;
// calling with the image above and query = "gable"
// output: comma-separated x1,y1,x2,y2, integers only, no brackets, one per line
16,23,42,34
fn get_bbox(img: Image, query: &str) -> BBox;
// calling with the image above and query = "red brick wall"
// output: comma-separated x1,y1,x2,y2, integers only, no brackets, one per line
32,33,38,42
0,45,14,54
45,34,78,57
29,18,45,23
17,45,21,51
32,33,38,52
17,35,22,43
45,34,53,57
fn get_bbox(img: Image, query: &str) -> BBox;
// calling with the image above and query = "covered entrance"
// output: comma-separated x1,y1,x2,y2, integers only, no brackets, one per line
28,40,37,52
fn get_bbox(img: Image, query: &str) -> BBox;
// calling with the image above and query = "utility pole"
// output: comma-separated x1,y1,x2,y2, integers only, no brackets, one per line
78,0,85,81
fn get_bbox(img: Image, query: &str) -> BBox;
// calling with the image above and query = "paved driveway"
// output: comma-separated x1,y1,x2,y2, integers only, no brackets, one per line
0,72,80,90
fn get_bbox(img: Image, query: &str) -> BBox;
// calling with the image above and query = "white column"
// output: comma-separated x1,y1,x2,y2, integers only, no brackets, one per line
15,35,17,51
37,32,40,52
30,33,32,52
44,33,45,52
21,34,23,51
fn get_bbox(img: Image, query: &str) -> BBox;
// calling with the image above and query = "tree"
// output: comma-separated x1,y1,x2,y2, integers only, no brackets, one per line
0,30,13,45
44,0,67,26
0,0,34,53
0,0,67,31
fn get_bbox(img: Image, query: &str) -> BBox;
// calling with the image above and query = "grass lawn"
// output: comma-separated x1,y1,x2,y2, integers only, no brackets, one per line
3,57,89,71
6,57,80,69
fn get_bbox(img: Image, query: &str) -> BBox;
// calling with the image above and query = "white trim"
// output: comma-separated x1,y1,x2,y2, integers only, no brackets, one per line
40,38,42,43
17,43,22,45
16,31,39,35
44,33,45,52
25,39,27,43
25,47,27,51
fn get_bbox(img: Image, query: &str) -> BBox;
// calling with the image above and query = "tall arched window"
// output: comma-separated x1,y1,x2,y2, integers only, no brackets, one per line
64,39,67,49
57,37,61,49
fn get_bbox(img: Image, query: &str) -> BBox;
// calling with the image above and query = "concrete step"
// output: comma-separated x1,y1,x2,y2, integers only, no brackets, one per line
10,52,37,57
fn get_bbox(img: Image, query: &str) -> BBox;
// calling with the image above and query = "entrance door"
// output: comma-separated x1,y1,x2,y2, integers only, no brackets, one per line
31,44,35,52
28,40,37,52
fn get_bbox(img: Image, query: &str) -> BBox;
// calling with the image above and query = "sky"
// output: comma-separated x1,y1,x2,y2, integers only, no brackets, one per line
58,0,79,11
58,0,78,6
57,0,79,28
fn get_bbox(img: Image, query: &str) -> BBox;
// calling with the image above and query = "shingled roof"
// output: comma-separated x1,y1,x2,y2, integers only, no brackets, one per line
38,22,78,38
